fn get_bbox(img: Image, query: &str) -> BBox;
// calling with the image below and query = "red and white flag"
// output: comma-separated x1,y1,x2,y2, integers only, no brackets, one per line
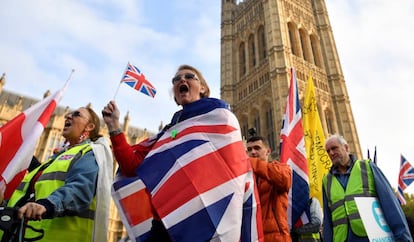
0,72,72,198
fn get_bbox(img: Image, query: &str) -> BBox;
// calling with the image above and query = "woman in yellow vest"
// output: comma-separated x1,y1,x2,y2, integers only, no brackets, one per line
1,107,113,242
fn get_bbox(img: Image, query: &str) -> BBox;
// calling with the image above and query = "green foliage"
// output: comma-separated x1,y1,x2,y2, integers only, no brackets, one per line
402,193,414,218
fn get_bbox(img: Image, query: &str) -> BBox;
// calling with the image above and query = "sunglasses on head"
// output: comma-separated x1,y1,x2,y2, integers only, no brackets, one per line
171,73,198,84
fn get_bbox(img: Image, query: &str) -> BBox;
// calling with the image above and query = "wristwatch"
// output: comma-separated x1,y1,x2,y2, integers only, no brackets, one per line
109,128,122,137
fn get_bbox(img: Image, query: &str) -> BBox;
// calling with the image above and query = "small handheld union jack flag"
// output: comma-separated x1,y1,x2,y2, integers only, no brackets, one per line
120,62,156,98
398,154,414,205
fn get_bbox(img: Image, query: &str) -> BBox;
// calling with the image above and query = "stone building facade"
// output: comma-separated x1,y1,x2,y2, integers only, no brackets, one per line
221,0,362,157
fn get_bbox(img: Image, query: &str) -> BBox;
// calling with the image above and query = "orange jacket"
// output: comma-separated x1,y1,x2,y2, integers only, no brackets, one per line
250,158,292,242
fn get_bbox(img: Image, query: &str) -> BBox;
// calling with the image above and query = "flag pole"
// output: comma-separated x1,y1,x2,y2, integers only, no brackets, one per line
113,62,129,100
113,83,122,101
62,69,75,92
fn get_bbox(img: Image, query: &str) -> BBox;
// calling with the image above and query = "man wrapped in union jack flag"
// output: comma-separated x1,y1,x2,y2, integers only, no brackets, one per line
103,64,264,242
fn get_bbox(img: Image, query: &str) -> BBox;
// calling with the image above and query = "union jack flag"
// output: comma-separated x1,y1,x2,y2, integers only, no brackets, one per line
279,68,309,228
112,98,263,242
112,176,154,241
398,154,414,205
121,62,156,98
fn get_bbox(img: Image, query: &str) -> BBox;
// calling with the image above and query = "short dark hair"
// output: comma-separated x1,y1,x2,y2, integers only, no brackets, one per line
246,135,269,147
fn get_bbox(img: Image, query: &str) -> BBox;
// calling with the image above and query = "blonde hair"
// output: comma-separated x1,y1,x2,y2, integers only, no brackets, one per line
173,64,210,105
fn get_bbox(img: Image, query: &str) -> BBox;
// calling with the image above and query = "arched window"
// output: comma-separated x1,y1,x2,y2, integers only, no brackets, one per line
288,22,301,56
299,28,312,62
310,34,323,67
239,42,246,77
248,34,256,68
258,25,267,60
253,114,261,135
325,109,334,135
240,116,249,139
265,105,275,151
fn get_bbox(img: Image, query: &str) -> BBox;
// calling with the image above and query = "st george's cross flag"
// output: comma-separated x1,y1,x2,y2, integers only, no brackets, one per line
0,73,71,198
398,154,414,205
279,68,309,228
121,62,156,98
111,98,264,242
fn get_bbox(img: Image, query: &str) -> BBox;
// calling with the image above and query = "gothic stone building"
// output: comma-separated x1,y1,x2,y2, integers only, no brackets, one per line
221,0,362,157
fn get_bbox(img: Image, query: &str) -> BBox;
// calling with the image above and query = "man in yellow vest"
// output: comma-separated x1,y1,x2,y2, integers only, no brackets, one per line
322,134,412,242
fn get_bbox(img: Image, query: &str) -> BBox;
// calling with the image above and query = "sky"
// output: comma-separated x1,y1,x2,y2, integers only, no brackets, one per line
1,0,414,193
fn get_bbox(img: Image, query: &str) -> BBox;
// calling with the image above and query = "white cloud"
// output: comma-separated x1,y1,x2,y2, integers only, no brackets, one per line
327,0,414,192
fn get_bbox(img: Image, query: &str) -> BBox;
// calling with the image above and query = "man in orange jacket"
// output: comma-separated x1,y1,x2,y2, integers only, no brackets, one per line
247,135,292,242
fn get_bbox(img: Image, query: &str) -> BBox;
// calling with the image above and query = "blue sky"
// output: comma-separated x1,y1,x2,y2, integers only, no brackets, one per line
1,0,414,192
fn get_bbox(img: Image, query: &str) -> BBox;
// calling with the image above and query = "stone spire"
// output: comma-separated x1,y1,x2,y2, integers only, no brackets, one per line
0,73,6,93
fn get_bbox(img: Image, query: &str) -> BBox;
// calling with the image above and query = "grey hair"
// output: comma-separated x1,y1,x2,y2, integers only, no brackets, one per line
325,134,348,146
